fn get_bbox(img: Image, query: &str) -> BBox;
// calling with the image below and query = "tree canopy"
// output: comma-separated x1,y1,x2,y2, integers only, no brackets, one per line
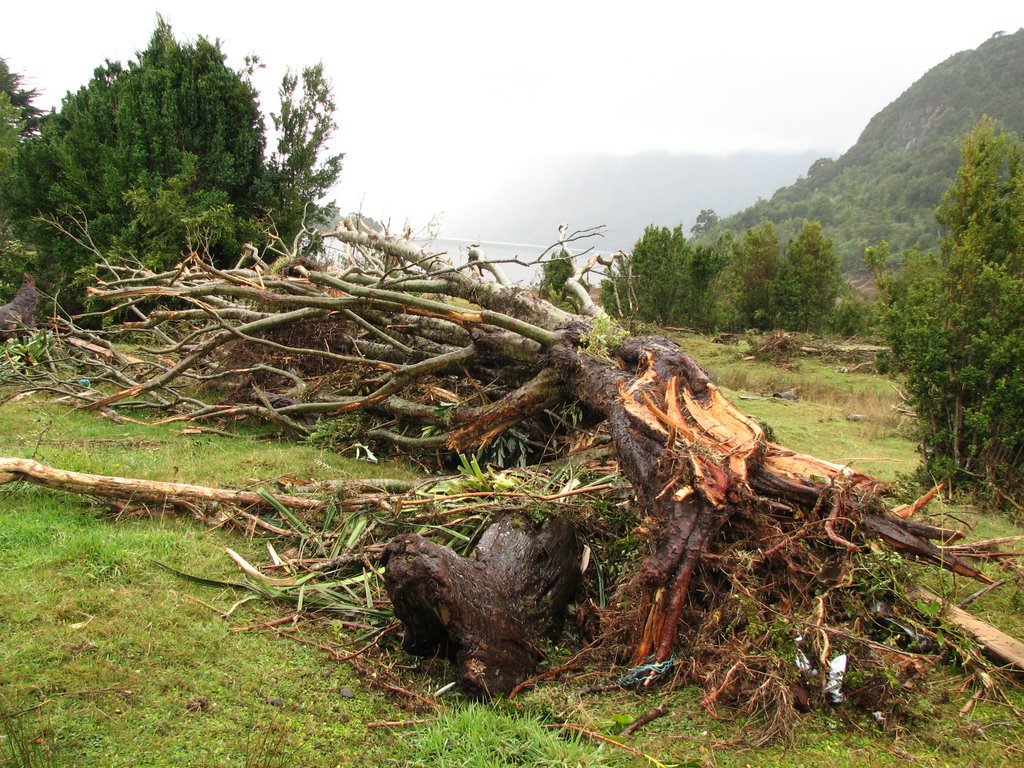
773,220,842,331
1,19,342,306
883,117,1024,496
0,60,41,291
266,63,344,248
733,220,780,330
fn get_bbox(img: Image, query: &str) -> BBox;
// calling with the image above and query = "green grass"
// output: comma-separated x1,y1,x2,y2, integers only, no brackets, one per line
404,704,632,767
0,398,419,486
0,491,400,767
3,340,1024,767
0,400,411,767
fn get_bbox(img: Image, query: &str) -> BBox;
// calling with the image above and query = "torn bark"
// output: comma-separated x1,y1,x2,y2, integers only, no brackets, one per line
551,335,991,664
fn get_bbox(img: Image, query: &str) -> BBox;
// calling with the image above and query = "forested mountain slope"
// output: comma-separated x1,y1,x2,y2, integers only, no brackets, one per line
717,28,1024,271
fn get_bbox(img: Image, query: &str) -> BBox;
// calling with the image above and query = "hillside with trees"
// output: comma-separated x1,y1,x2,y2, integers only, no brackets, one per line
716,28,1024,272
881,117,1024,497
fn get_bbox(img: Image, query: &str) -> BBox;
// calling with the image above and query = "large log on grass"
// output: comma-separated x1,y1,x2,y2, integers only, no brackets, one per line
382,514,582,698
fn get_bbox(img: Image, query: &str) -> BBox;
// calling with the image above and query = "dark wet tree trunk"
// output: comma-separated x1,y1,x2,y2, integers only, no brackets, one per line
382,514,582,698
0,273,38,338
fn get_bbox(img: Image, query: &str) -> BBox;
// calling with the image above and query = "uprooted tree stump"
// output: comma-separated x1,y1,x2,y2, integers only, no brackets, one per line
551,335,991,668
383,514,582,698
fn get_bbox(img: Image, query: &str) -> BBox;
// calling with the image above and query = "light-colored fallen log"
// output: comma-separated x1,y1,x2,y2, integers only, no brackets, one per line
0,457,326,513
915,586,1024,672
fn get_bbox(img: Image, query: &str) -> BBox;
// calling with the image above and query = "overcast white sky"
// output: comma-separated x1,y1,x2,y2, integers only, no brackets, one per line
3,1,1022,234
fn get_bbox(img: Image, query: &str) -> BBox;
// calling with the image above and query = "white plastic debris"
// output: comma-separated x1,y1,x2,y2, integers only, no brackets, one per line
825,654,848,704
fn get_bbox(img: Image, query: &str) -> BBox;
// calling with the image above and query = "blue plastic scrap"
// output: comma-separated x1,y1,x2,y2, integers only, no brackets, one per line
616,657,676,688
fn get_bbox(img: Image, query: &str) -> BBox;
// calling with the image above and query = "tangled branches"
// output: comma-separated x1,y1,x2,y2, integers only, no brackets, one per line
4,222,1022,738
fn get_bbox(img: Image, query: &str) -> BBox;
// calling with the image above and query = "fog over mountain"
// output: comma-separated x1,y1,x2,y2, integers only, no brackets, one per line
442,150,824,251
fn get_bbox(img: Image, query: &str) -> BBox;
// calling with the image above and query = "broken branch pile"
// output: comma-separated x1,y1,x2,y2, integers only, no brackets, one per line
4,224,1022,738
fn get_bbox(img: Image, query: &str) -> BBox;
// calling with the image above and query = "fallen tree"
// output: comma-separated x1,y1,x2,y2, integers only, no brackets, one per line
5,221,1021,735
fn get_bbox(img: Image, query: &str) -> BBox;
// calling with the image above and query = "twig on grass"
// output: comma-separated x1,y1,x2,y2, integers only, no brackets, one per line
619,705,669,738
381,684,441,711
508,662,584,699
548,723,671,767
366,719,435,728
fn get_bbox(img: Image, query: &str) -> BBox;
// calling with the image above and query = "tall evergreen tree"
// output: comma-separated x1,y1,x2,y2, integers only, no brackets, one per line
683,239,732,331
266,63,344,247
3,18,266,297
625,224,688,325
0,60,40,292
773,220,841,331
734,221,781,330
0,57,45,136
884,118,1024,494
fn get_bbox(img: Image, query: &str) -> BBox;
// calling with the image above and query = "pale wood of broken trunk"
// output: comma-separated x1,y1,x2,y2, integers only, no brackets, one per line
0,457,325,512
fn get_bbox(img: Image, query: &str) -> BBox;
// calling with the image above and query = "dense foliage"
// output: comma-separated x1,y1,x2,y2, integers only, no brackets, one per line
0,59,41,293
3,19,266,293
772,220,843,331
604,219,849,333
732,221,780,330
715,29,1024,272
0,19,342,307
265,63,344,247
601,224,733,331
882,118,1024,496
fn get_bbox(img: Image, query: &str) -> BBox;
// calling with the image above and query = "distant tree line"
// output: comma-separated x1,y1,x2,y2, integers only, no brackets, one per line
600,217,860,335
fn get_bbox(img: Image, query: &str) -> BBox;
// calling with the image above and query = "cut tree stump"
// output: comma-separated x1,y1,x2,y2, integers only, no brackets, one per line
382,514,582,698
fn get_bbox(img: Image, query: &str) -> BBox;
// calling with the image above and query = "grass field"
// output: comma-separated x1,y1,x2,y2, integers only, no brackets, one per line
2,336,1023,767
